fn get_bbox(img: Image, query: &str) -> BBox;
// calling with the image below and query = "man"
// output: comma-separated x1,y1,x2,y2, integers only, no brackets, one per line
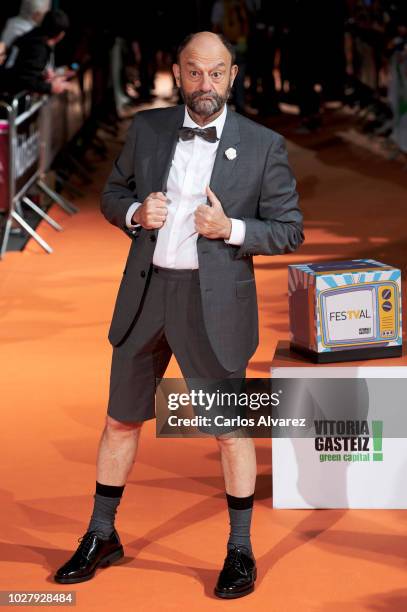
0,0,50,50
54,31,304,599
1,9,70,95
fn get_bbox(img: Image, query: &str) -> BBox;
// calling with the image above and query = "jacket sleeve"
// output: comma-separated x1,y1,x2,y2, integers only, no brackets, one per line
101,114,141,237
235,134,304,258
14,40,52,94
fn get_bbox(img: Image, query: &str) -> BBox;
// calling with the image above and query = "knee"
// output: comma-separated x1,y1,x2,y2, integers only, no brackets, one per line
105,415,144,435
215,433,253,451
215,433,239,449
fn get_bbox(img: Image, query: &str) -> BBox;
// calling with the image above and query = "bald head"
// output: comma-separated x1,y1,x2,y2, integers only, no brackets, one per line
177,31,235,66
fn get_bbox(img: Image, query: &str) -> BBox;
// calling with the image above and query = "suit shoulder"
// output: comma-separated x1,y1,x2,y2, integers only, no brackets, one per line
233,111,284,147
133,105,183,127
16,28,43,48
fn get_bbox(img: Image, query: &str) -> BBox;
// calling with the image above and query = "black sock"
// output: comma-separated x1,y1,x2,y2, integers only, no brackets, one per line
226,492,254,556
87,481,125,539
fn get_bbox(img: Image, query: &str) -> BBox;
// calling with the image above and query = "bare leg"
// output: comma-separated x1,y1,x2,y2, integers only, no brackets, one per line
96,415,144,485
53,416,145,582
213,435,257,598
216,435,257,496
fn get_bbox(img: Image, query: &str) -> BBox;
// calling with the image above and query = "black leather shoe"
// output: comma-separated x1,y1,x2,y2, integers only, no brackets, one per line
214,545,257,599
54,530,124,584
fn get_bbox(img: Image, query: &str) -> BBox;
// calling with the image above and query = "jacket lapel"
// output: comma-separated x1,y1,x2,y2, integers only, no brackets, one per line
150,105,240,242
152,104,185,193
209,108,240,204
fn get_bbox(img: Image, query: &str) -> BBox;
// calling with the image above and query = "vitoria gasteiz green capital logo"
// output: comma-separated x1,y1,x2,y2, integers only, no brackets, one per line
314,420,383,463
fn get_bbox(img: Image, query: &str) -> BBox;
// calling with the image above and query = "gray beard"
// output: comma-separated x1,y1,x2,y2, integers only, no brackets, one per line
180,83,232,118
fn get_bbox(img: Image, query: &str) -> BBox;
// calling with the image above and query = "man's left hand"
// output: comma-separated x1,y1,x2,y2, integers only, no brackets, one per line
194,186,232,240
44,68,56,82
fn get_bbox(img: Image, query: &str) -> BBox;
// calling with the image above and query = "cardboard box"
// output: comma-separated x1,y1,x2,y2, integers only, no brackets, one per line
288,259,403,363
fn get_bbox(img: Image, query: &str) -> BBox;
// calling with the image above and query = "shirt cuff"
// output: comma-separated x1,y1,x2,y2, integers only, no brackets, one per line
126,202,142,228
225,218,246,246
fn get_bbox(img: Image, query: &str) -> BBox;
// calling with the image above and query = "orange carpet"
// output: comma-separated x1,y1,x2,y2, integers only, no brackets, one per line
1,107,407,611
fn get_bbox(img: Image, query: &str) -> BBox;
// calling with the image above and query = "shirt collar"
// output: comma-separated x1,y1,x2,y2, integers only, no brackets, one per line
183,104,227,140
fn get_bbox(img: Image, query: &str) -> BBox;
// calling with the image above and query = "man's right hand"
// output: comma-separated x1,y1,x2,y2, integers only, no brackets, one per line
132,192,168,229
50,76,70,94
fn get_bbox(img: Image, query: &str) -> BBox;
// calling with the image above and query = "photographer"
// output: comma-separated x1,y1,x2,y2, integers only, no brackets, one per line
2,9,71,95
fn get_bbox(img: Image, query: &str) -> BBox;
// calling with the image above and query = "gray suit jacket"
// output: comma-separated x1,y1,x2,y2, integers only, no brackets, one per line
101,104,304,372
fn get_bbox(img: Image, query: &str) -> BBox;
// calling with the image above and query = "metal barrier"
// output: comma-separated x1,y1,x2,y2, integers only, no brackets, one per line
41,68,93,173
0,91,78,259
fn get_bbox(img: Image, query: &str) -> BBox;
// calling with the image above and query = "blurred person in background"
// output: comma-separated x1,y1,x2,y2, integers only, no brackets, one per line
211,0,249,113
1,9,71,96
246,0,283,116
289,0,323,132
0,0,50,51
388,12,407,152
287,0,344,133
0,41,5,66
128,4,162,102
122,0,204,105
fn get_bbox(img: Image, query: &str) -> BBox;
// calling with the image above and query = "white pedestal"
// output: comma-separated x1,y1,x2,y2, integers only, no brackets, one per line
271,343,407,509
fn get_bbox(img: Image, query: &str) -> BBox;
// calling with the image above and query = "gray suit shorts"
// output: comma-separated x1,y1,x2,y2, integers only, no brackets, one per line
107,265,247,428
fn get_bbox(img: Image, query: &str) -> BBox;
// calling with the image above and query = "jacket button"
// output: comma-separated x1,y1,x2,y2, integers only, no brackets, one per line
150,235,156,242
140,270,146,278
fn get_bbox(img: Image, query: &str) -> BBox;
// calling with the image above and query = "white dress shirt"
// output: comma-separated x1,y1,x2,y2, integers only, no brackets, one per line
126,105,246,269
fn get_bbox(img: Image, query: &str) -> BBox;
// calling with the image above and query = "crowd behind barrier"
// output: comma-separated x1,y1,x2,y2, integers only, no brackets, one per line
0,67,94,258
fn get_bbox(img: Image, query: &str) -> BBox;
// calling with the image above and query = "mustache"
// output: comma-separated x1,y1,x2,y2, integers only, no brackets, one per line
190,90,219,100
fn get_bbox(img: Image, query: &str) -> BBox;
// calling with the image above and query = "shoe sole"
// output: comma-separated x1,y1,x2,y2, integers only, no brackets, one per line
214,584,255,599
54,546,124,584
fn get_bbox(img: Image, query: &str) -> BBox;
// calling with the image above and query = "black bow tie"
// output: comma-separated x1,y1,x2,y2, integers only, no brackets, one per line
178,126,218,143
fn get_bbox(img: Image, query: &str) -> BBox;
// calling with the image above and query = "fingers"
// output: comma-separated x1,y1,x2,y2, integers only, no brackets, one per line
145,193,168,213
141,192,169,229
149,191,167,203
194,198,229,238
144,216,165,229
145,199,167,209
194,219,206,234
149,206,167,219
194,220,216,238
194,206,212,234
194,207,212,234
146,204,167,217
195,204,209,217
194,203,218,223
145,211,167,228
